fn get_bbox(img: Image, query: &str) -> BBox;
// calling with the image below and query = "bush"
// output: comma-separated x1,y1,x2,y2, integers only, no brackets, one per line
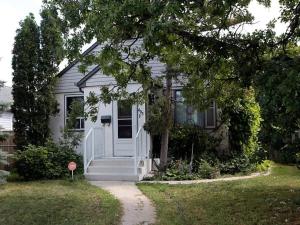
162,160,197,180
296,153,300,169
197,160,220,179
270,140,300,164
6,172,23,182
15,141,83,180
222,88,262,161
256,160,272,172
218,154,253,174
169,125,221,161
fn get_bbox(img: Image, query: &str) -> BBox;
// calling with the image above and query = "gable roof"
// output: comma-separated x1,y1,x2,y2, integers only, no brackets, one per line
57,42,99,77
76,65,101,88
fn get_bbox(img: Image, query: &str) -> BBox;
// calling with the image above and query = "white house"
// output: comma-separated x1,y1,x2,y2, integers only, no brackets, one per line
0,86,13,132
49,42,224,181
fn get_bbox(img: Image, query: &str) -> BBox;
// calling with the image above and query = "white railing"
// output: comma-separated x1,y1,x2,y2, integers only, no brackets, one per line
134,126,149,175
84,128,94,174
84,126,104,174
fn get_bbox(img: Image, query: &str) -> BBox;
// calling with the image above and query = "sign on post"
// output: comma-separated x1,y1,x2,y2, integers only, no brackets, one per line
68,161,77,180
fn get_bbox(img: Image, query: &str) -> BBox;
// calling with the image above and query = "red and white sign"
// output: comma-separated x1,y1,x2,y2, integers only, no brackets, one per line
68,161,77,171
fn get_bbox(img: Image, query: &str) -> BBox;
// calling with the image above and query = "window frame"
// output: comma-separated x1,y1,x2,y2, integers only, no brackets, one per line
64,94,85,131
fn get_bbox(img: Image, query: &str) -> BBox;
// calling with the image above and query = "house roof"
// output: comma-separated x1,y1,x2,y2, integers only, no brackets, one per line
57,42,99,77
0,86,13,104
76,65,100,88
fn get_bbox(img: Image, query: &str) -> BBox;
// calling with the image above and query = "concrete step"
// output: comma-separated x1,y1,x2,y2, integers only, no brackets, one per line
87,166,135,174
90,158,134,167
85,173,139,181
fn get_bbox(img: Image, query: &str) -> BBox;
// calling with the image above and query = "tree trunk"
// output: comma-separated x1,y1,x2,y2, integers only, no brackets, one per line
159,71,173,171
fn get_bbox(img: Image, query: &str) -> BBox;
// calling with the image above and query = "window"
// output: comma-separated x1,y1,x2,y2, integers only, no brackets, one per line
205,101,216,128
65,95,84,130
174,90,216,128
117,100,132,138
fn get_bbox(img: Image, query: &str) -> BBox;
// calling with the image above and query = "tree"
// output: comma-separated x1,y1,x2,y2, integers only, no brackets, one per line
12,8,63,150
34,6,64,145
45,0,300,169
12,14,41,149
255,49,300,158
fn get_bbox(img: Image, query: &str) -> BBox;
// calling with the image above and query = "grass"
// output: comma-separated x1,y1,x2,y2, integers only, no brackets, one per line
138,164,300,225
0,180,121,225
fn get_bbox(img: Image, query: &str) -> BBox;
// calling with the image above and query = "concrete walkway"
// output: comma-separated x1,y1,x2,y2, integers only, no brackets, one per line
90,181,156,225
141,170,271,185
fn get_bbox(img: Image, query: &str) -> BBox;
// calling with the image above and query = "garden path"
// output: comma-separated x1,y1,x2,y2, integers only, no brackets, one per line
90,181,156,225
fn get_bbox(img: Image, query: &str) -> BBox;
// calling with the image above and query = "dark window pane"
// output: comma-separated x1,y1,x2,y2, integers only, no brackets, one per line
118,101,132,138
118,119,132,126
175,102,186,124
65,96,84,130
206,102,215,127
66,96,84,115
175,90,186,124
74,118,81,129
118,126,132,138
197,112,205,127
118,100,132,118
80,118,85,129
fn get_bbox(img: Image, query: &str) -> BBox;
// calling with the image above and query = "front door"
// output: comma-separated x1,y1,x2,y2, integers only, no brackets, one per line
113,100,136,156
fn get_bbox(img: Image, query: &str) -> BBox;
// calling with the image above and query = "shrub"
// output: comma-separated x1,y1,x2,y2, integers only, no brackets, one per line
222,88,262,161
256,160,272,172
218,154,253,174
197,160,220,179
0,149,9,166
270,140,300,164
6,172,23,182
162,160,196,180
296,153,300,169
15,141,83,180
169,125,221,161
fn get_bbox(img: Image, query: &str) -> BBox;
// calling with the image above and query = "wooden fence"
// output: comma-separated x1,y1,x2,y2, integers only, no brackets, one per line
0,132,16,153
0,132,16,170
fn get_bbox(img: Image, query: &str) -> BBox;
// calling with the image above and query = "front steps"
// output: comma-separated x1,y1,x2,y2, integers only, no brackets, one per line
85,157,151,181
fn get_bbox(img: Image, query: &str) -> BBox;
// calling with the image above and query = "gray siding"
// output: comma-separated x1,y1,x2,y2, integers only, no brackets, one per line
55,41,166,91
55,44,102,93
85,57,165,87
0,112,13,131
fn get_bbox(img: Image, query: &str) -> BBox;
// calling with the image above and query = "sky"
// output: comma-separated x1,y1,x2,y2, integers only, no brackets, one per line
0,0,287,87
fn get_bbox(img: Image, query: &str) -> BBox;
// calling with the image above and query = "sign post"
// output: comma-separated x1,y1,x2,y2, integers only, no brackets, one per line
68,161,77,180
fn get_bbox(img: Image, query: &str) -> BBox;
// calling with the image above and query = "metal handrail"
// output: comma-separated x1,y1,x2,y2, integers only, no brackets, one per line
84,127,94,174
134,126,145,175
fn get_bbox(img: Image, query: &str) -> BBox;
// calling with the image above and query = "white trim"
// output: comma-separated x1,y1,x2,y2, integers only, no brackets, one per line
205,101,216,129
64,94,85,131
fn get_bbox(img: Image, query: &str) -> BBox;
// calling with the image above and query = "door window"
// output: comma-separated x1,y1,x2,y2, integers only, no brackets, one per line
117,101,132,138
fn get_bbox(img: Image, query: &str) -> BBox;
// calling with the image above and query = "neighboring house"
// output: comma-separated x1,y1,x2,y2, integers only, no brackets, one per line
50,42,228,181
0,86,13,132
0,85,15,153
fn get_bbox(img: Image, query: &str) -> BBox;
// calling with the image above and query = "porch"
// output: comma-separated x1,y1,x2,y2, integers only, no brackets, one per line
83,123,152,181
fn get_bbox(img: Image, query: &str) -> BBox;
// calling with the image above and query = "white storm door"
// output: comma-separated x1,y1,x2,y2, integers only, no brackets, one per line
113,101,136,157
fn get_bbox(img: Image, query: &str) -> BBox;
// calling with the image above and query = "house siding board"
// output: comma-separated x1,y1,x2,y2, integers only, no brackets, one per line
55,44,102,93
84,58,165,87
0,112,13,131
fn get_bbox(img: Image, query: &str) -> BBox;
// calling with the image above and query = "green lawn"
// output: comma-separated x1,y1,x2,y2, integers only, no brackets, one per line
0,180,121,225
138,164,300,225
